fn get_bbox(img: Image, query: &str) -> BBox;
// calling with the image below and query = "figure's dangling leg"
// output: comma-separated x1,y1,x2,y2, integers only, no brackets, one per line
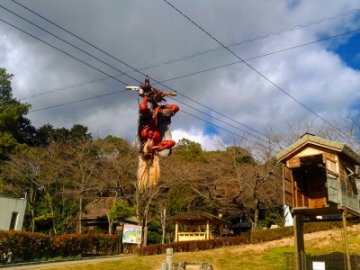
153,140,176,151
160,104,179,117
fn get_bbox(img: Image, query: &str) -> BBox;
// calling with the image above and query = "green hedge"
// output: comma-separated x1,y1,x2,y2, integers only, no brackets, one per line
138,236,248,256
0,231,51,261
0,221,346,261
0,231,119,262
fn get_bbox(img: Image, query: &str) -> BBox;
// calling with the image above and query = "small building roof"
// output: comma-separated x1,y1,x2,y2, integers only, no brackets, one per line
276,133,360,164
82,197,114,220
168,211,228,226
82,197,137,224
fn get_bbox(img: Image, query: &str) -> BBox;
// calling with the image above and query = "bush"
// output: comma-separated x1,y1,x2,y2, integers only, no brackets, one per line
0,231,120,262
0,220,346,262
138,236,248,256
0,230,52,261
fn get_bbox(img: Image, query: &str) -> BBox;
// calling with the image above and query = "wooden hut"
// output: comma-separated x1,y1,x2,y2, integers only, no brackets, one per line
276,133,360,269
277,133,360,216
169,212,227,242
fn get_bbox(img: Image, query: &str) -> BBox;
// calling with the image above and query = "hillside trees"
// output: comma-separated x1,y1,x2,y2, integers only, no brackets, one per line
225,140,282,230
59,139,100,234
94,135,137,199
1,131,285,236
1,148,47,232
37,123,92,146
0,68,37,159
1,136,141,233
107,201,135,235
93,136,137,234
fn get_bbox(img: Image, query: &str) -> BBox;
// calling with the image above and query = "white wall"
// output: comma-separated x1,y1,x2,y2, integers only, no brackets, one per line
284,205,293,227
0,197,27,230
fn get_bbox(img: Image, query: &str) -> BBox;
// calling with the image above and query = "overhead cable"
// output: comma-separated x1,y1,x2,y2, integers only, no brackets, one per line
0,17,129,86
0,15,273,147
3,2,272,143
22,25,360,104
162,0,348,138
0,4,142,85
30,90,127,112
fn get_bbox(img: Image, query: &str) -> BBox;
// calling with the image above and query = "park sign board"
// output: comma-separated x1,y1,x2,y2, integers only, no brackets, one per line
122,223,142,244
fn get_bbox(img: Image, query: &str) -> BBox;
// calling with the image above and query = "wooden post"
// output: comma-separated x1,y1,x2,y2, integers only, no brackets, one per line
174,223,179,242
342,208,351,270
206,221,210,240
293,213,305,270
166,248,173,270
143,225,148,247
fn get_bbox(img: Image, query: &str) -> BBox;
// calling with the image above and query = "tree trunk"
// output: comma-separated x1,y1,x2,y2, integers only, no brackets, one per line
253,199,259,230
143,227,148,247
161,208,166,244
31,209,35,233
253,207,259,230
79,196,83,234
108,220,113,235
29,188,36,232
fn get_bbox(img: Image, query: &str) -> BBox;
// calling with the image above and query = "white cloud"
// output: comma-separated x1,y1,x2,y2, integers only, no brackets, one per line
172,128,226,151
1,0,360,148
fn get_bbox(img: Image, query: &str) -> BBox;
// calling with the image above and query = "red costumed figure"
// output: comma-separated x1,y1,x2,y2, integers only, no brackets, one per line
135,76,179,189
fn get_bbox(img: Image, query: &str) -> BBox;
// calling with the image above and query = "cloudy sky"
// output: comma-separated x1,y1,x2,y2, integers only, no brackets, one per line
1,0,360,150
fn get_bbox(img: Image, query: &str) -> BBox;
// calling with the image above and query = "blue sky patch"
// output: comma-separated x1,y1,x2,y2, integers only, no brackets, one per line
332,32,360,70
204,122,218,135
287,0,301,11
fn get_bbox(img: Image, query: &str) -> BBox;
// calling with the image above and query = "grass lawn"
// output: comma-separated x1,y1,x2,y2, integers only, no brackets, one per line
25,225,360,270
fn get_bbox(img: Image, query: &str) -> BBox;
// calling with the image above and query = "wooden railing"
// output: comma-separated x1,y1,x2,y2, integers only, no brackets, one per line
327,177,360,214
177,232,206,242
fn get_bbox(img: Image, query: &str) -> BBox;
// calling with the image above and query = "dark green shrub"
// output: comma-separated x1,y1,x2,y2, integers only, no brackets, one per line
0,230,52,261
138,236,248,256
0,231,120,262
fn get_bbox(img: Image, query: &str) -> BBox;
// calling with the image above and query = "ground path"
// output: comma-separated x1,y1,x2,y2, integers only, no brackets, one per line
1,254,134,270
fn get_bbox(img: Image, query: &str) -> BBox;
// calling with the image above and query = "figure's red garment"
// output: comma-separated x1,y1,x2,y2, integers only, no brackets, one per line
140,124,175,151
139,95,179,117
138,94,178,152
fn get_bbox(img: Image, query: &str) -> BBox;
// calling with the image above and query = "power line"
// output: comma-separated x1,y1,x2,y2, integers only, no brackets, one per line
19,76,110,100
15,0,356,145
12,0,349,142
228,8,360,48
156,25,360,85
4,2,273,143
2,1,350,147
11,0,360,75
28,87,281,150
29,90,127,112
0,4,142,85
170,96,271,145
162,0,347,137
0,15,272,147
0,17,129,87
116,6,360,72
22,25,360,106
6,0,149,85
179,110,281,151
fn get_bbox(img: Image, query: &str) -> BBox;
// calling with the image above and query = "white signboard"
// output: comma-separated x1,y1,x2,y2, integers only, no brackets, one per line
122,224,142,244
312,261,325,270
